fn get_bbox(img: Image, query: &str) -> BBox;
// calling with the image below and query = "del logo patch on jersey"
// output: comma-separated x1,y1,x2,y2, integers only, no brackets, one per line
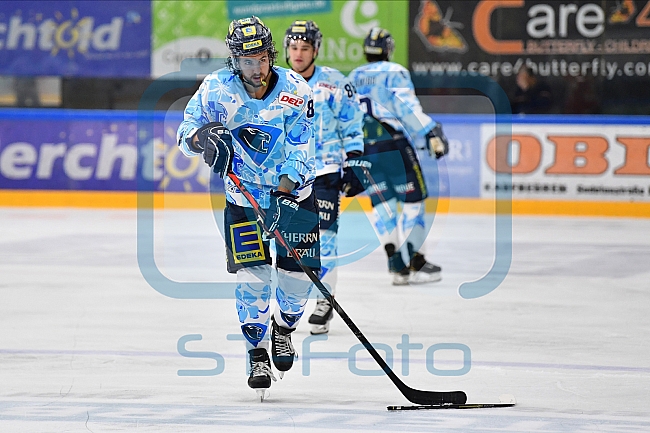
278,92,304,109
231,221,265,264
317,81,336,90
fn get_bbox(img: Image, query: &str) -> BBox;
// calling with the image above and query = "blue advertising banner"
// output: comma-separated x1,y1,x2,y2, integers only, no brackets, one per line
421,115,481,198
0,1,151,77
0,109,212,192
0,110,483,196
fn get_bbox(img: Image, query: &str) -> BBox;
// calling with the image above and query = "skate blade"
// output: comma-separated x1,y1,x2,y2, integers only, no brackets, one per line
310,323,330,335
408,273,442,284
256,389,269,402
392,275,410,285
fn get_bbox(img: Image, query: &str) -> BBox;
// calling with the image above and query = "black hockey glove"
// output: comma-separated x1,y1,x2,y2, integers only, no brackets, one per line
340,151,373,198
262,190,299,240
425,123,449,159
192,122,234,178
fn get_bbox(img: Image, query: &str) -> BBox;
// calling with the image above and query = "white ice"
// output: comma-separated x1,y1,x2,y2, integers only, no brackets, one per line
1,206,649,432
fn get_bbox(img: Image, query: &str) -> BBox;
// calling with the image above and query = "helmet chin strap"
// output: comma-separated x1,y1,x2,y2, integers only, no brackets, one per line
240,70,271,91
302,55,317,73
288,52,317,75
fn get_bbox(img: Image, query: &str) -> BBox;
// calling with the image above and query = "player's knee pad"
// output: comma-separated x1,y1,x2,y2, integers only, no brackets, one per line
275,269,312,328
320,229,338,259
319,229,338,292
369,199,399,246
319,229,337,270
237,264,272,284
400,201,426,231
400,201,427,253
236,265,272,325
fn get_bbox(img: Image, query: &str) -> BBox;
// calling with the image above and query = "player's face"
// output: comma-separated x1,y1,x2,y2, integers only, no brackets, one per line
237,52,271,87
288,39,316,73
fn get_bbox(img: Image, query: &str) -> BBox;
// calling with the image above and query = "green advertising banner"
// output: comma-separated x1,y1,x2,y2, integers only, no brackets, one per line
152,0,408,78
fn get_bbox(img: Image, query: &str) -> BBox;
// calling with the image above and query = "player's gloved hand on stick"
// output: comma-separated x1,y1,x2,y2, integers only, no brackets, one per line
191,122,234,178
262,190,299,240
425,122,449,159
340,151,373,197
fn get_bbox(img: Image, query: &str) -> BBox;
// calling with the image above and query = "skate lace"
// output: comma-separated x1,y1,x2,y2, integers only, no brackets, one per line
251,359,277,382
312,298,332,318
273,330,295,358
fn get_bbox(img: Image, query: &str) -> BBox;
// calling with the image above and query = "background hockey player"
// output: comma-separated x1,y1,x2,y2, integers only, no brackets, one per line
283,20,365,335
176,16,319,400
348,27,449,286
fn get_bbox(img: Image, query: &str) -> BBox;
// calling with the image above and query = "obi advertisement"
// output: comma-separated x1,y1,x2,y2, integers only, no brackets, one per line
0,1,151,77
481,119,650,201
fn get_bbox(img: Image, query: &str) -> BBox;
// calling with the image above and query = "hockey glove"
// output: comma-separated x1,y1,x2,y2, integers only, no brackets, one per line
262,190,299,240
341,151,373,198
425,123,449,159
193,122,234,178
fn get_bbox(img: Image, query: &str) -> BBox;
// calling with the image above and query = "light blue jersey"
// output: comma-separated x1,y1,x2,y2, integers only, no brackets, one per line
177,66,316,208
348,61,435,144
307,65,364,176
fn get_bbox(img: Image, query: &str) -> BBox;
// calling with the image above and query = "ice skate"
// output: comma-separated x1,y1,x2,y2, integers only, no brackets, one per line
386,243,410,286
308,297,334,335
271,317,297,378
408,251,442,284
247,348,276,402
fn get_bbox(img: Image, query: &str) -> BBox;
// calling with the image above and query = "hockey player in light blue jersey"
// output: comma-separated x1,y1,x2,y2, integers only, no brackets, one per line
348,27,449,286
177,16,319,400
283,20,366,335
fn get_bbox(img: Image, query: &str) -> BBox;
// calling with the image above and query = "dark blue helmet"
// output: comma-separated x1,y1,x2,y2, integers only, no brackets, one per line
284,20,323,51
363,27,394,60
226,16,277,59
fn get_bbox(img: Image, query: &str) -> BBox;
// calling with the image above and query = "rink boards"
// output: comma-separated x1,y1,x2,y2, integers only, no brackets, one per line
0,109,649,217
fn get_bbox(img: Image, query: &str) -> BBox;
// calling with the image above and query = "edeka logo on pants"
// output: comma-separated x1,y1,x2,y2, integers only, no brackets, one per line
230,221,265,264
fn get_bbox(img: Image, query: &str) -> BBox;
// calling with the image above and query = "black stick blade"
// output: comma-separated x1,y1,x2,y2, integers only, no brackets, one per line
387,402,515,411
399,388,467,405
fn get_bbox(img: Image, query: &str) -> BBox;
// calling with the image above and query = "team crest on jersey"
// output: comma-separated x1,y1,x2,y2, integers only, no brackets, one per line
278,91,304,109
238,127,271,153
231,124,283,166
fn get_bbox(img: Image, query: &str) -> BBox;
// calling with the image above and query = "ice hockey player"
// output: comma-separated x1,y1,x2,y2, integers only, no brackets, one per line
176,16,319,400
283,19,365,334
348,27,449,286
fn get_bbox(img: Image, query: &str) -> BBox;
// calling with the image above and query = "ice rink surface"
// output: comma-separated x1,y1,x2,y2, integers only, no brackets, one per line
1,206,650,432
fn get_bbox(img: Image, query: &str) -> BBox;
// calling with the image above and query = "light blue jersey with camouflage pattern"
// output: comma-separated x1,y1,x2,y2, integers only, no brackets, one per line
348,61,436,145
308,65,364,176
177,66,316,208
